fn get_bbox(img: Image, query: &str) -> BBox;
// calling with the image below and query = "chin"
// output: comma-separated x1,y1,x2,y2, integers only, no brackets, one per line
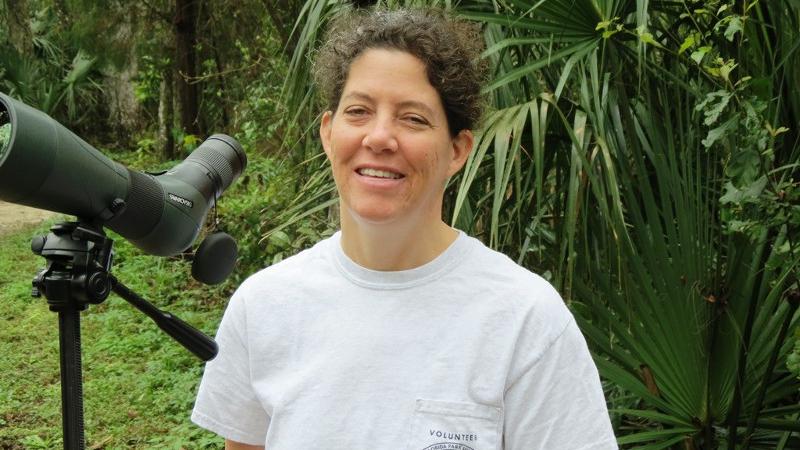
346,204,403,226
353,211,401,226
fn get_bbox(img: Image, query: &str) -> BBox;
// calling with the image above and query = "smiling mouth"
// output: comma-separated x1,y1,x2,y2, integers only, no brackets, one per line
357,168,404,179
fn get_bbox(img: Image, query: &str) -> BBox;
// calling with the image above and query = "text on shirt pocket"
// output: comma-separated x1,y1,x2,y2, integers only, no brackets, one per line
405,399,502,450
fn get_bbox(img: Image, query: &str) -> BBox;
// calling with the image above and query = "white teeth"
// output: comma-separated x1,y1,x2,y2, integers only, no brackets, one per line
359,168,402,179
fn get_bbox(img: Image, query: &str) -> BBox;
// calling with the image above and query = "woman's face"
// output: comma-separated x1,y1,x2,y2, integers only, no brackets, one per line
320,48,472,230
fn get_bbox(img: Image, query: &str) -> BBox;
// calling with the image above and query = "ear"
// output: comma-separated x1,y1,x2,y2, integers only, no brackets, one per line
320,111,334,159
447,129,474,177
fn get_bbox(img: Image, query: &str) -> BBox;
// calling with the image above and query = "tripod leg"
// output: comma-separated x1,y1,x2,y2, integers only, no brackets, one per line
58,308,85,450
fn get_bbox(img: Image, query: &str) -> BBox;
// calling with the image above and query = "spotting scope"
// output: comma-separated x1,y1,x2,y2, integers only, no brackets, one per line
0,92,246,257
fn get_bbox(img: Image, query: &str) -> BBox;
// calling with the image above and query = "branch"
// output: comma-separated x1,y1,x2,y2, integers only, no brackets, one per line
177,56,264,85
140,0,172,24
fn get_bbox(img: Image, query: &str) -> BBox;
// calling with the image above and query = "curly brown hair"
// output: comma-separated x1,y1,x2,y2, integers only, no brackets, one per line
313,7,488,136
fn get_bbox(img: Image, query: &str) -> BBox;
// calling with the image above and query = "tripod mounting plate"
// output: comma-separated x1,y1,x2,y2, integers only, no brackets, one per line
32,221,113,310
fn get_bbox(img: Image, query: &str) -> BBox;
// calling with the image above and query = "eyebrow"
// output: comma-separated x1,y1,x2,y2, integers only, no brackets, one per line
341,91,437,118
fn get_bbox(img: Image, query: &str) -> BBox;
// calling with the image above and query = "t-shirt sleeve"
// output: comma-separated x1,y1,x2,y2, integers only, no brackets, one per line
191,287,270,445
503,316,618,449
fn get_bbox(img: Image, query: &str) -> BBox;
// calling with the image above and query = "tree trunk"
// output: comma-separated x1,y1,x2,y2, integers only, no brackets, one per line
174,0,200,136
3,0,33,55
159,68,176,160
106,63,141,147
105,21,141,147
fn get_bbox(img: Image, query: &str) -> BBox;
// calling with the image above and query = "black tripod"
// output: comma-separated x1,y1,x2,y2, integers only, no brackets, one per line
31,221,218,450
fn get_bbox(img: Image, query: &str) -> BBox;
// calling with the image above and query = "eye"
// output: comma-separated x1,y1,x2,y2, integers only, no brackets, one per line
344,106,369,117
403,114,431,127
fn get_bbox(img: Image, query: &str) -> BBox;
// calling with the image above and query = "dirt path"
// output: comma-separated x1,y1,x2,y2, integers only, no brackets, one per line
0,200,58,237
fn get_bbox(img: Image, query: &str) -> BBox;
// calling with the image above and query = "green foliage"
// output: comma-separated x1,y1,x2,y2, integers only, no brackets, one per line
460,1,800,448
694,74,796,243
2,0,293,151
0,123,10,152
178,131,201,153
790,327,800,379
212,154,289,279
0,4,104,130
132,54,169,104
232,54,288,154
260,166,339,265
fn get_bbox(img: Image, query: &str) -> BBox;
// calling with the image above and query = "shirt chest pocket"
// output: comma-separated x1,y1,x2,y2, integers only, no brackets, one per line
405,399,502,450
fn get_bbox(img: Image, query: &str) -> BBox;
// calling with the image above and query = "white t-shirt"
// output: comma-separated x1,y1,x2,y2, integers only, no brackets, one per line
192,231,617,449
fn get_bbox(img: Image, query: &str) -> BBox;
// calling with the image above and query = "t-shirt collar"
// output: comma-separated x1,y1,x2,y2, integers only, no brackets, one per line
329,230,472,290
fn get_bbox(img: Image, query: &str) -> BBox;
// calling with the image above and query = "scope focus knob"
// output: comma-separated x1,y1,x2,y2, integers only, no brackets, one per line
31,236,46,255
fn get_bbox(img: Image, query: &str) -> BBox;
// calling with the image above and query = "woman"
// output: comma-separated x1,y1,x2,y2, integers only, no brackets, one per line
193,7,616,450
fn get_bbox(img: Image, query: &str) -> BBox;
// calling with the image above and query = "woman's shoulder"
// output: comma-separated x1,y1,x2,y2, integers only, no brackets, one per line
460,235,560,295
457,234,570,321
236,234,337,295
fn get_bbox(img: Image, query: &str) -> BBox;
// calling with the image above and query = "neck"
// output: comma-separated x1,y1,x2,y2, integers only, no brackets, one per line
339,209,458,271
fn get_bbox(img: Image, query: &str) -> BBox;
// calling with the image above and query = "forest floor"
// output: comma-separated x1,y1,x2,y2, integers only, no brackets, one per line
0,201,57,237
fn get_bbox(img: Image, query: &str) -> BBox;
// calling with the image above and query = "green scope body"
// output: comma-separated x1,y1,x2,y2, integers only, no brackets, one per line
0,92,246,256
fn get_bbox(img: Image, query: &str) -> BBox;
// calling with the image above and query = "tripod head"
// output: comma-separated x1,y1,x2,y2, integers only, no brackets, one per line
32,220,218,360
32,222,113,309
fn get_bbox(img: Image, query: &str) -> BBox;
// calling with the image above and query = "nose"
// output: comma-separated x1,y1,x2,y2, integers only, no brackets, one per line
362,115,398,153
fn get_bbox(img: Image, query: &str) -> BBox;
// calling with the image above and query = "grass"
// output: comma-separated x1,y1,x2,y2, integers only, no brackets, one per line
0,217,236,448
